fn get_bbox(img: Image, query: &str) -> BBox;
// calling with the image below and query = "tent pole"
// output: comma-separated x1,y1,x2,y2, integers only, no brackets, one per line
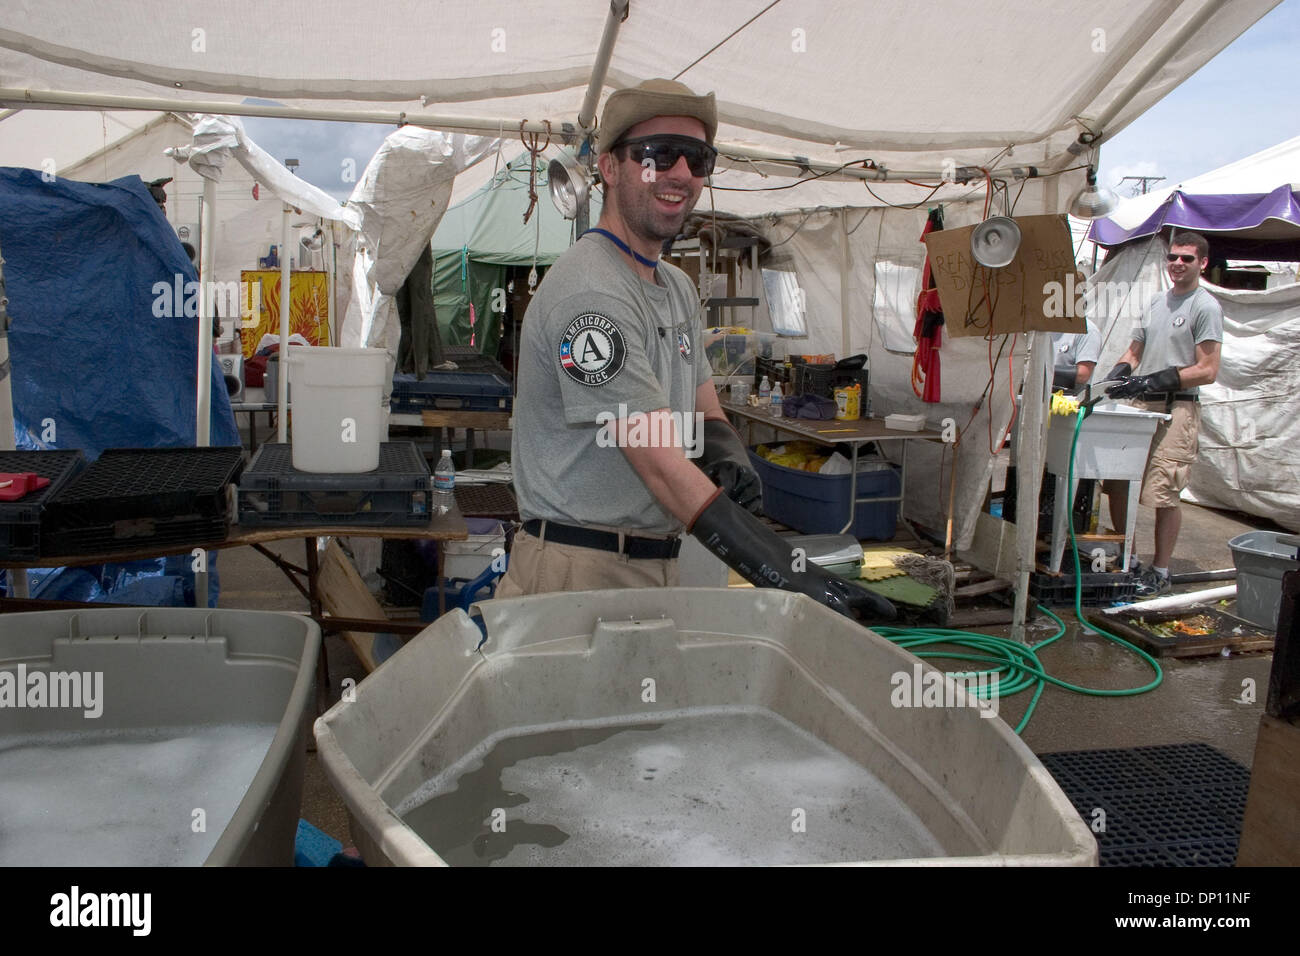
839,208,851,356
0,89,1048,187
196,176,217,446
327,222,337,346
0,244,26,599
1011,332,1050,642
278,205,291,443
577,0,630,133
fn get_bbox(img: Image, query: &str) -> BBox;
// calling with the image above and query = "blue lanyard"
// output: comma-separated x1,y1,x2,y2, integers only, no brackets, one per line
583,228,659,269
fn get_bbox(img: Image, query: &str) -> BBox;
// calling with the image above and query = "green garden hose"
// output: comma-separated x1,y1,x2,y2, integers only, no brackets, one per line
873,405,1163,733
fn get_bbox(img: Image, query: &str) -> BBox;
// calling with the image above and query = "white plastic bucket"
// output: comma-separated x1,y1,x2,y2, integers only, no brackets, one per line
287,346,389,473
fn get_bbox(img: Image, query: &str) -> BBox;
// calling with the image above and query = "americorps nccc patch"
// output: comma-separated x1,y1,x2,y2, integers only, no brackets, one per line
558,312,627,386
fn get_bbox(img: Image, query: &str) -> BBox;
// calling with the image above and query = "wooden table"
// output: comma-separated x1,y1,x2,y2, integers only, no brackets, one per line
720,400,945,536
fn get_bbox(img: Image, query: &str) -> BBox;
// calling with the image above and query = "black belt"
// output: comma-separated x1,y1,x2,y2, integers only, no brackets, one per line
522,519,682,559
1146,391,1199,403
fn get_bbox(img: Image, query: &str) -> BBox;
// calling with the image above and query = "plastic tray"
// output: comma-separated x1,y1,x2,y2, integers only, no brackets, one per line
238,442,432,527
0,450,86,560
390,371,513,414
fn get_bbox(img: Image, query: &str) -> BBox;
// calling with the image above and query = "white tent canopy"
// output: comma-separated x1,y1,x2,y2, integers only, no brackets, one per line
0,0,1283,574
0,0,1280,211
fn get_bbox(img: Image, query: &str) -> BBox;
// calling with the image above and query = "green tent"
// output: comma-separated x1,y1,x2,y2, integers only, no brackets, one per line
431,152,601,357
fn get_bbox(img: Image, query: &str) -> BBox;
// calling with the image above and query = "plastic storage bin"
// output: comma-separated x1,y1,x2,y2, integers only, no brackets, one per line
702,331,785,380
748,449,899,540
0,607,319,866
441,517,505,580
1229,531,1300,630
314,588,1096,866
287,346,389,473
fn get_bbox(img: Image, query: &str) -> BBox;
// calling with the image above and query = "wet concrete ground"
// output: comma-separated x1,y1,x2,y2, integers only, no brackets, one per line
216,477,1281,851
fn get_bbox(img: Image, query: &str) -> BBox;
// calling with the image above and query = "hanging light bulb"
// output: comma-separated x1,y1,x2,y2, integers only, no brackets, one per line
1068,166,1119,220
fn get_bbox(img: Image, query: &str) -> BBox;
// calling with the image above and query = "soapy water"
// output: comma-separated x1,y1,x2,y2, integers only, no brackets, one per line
399,706,944,866
0,722,278,866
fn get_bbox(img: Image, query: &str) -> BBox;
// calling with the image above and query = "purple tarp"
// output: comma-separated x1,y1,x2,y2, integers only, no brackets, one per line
1089,184,1300,259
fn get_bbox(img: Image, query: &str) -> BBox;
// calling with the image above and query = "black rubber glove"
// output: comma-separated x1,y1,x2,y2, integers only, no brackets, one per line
1052,366,1079,391
1106,365,1181,399
689,489,897,624
1102,361,1132,384
695,418,763,515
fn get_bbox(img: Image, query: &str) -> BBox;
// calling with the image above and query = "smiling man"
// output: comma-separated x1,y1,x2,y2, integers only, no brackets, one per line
1103,230,1224,594
500,79,894,624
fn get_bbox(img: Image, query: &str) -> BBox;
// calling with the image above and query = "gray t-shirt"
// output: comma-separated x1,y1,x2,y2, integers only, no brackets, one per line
1053,321,1101,374
1134,287,1224,393
511,232,714,534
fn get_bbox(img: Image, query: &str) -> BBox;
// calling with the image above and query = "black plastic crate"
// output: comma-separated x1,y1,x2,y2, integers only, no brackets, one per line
41,447,243,556
1029,569,1136,606
41,513,231,558
237,442,432,527
0,450,86,560
792,363,836,397
390,371,513,414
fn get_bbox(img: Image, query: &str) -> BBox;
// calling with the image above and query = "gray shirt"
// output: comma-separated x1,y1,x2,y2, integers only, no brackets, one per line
1053,321,1101,375
1134,287,1224,393
511,232,714,534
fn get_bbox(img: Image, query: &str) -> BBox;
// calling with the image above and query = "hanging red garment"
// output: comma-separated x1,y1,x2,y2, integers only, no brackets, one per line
912,207,945,403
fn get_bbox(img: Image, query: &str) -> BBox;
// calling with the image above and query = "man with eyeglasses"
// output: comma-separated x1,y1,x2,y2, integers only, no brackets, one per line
1102,230,1223,594
500,78,894,624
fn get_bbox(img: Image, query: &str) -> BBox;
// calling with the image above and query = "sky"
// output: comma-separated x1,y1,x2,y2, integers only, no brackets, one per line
1098,0,1298,196
241,1,1300,204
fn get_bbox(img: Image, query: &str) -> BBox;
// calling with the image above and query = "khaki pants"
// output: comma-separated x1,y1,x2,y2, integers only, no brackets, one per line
1102,398,1201,509
496,528,680,597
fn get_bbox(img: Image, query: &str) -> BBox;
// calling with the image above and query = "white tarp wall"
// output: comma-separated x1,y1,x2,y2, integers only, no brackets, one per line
1088,239,1300,531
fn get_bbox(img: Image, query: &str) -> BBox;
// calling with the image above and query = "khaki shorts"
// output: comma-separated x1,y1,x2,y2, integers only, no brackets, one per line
496,528,680,598
1101,398,1200,510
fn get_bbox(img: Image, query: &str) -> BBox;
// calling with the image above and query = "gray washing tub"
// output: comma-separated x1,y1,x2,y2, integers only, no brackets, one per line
315,589,1095,866
0,608,319,866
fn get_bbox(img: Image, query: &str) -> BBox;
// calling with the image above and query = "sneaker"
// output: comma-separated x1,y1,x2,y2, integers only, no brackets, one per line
1135,566,1170,596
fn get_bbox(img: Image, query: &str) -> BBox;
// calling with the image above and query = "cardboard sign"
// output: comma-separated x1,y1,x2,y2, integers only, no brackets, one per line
923,214,1084,338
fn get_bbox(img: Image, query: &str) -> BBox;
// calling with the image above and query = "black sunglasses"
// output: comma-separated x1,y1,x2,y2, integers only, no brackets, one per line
612,134,717,177
1166,253,1199,263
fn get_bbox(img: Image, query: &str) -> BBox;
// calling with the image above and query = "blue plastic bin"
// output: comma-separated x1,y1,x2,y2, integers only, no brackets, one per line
748,449,899,540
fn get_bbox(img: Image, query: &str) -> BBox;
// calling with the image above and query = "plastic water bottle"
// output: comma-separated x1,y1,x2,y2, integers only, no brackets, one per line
434,449,455,507
770,381,784,416
759,376,772,405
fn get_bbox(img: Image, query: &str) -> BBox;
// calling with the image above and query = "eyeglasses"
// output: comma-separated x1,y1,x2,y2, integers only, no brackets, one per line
1166,253,1199,263
612,134,718,178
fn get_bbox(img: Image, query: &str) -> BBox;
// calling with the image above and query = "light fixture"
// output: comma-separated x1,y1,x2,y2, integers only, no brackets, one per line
1068,165,1118,220
548,150,590,220
970,216,1022,268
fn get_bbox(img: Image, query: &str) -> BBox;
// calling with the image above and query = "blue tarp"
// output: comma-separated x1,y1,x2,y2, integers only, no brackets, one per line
0,168,238,606
0,167,239,453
